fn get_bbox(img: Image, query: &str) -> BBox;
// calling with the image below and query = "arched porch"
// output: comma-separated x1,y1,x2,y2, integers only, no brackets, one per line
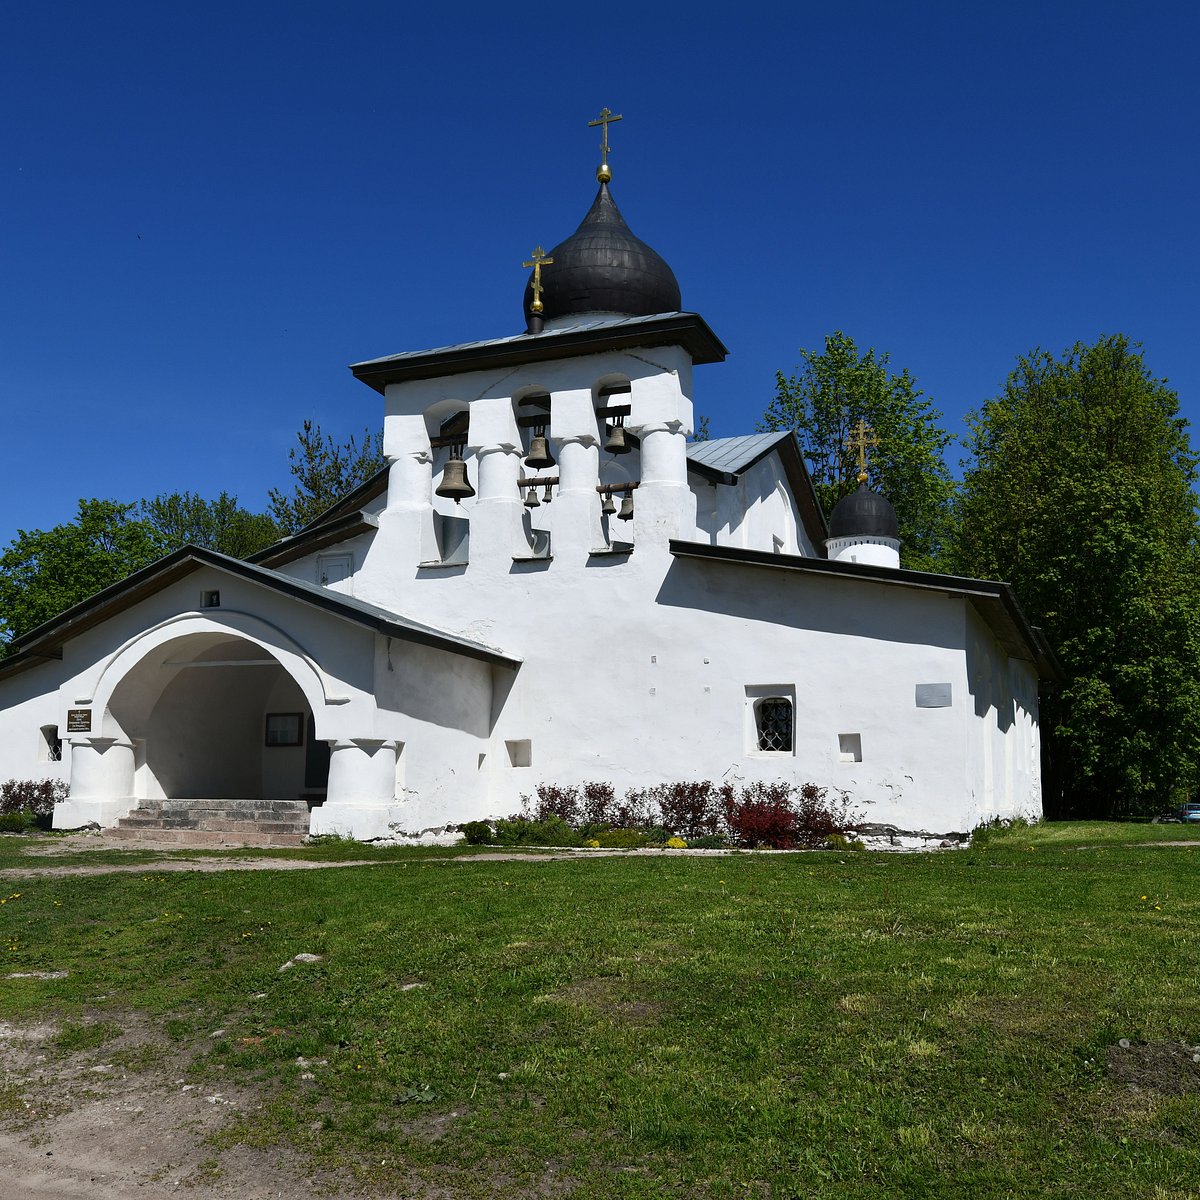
59,629,331,836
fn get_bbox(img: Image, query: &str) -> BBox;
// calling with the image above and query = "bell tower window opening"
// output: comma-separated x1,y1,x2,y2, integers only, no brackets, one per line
431,409,475,506
754,697,793,753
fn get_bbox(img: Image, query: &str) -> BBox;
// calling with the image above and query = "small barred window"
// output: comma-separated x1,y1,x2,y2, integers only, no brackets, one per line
39,725,62,762
755,698,793,753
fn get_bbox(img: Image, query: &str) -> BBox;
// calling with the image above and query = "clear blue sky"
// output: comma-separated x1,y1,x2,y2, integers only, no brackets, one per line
2,1,1196,551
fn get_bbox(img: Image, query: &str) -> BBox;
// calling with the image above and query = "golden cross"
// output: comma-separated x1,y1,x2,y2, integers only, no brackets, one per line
588,107,623,182
844,418,880,484
522,245,554,313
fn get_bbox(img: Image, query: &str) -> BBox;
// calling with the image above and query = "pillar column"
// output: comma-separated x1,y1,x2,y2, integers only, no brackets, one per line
361,427,438,597
469,444,524,565
633,420,697,543
551,435,604,553
56,737,136,829
310,738,404,840
386,449,433,510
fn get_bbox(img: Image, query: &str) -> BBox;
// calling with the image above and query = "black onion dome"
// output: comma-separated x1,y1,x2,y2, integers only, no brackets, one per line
828,484,900,539
524,184,681,321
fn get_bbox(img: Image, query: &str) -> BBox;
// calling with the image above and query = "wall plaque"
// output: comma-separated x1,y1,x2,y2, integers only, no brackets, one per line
66,708,92,733
915,683,952,709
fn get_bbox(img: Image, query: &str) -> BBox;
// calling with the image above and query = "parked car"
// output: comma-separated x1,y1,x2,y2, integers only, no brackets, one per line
1178,802,1200,823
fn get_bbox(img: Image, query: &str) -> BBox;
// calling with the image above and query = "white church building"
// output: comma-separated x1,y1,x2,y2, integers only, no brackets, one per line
0,138,1055,842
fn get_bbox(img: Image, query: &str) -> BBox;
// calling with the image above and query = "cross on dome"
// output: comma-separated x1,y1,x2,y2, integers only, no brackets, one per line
845,418,880,485
588,106,623,183
522,245,554,314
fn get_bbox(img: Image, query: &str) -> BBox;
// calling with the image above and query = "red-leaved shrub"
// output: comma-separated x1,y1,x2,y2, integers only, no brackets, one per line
723,781,799,848
0,779,68,817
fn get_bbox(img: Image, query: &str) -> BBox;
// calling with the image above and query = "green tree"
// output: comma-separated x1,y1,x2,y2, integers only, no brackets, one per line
953,334,1200,818
268,421,385,535
761,332,955,572
141,491,279,559
0,499,162,650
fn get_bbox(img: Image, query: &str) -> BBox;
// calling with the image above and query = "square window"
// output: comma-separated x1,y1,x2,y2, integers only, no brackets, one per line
838,733,862,763
201,590,221,608
506,739,532,768
265,713,304,747
318,553,353,587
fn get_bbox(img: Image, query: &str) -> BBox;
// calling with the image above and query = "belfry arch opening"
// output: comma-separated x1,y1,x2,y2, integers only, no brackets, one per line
105,632,329,803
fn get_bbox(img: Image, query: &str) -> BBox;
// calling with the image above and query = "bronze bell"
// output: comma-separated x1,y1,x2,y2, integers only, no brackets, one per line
435,454,475,504
604,421,630,455
617,493,635,521
542,481,553,504
524,433,556,470
523,485,540,508
601,492,616,516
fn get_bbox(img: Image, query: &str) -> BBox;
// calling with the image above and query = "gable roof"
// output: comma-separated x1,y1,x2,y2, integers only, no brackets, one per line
686,432,829,550
0,546,520,682
668,538,1061,681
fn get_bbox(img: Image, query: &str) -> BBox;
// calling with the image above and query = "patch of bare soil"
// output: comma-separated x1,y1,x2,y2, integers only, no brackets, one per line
1106,1039,1200,1095
0,1013,346,1199
550,977,664,1025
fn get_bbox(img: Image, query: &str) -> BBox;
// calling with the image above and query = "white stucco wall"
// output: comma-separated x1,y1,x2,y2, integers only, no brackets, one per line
695,454,811,556
0,658,72,787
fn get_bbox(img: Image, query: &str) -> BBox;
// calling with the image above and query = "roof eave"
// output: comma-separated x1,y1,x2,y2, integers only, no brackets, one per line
667,539,1060,681
250,511,380,568
350,312,728,394
5,546,520,676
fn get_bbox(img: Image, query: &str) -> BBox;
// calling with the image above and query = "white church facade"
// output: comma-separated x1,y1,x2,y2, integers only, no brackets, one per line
0,141,1055,842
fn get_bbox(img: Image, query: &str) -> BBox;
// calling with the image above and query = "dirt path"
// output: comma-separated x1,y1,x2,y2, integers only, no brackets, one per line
0,1014,341,1200
0,833,736,879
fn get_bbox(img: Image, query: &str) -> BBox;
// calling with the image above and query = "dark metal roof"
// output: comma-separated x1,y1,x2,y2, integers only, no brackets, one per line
667,538,1062,681
686,432,792,476
0,546,521,682
523,184,681,322
350,312,727,394
250,510,379,569
828,483,900,540
249,471,389,568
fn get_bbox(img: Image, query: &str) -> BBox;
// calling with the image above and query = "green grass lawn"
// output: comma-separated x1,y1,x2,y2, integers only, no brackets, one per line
1,823,1199,1197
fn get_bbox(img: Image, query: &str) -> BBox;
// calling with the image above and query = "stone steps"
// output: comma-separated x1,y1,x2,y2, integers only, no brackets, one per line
108,827,308,848
113,799,312,847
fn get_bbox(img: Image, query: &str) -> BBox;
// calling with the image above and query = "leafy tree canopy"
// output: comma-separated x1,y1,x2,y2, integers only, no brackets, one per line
268,421,385,535
0,492,280,655
953,334,1200,818
140,491,279,560
0,499,161,649
761,332,955,572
